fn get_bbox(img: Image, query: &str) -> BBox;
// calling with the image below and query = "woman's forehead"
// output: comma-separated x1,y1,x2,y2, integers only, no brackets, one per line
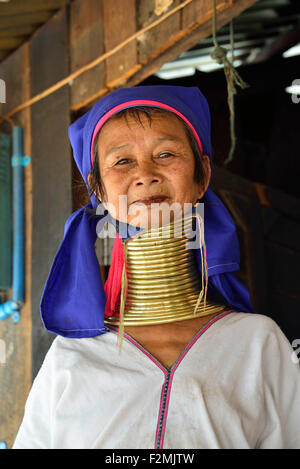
98,110,190,147
90,98,206,166
104,108,184,128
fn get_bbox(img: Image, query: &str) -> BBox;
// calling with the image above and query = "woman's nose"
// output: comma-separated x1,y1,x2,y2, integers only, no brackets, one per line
134,161,163,187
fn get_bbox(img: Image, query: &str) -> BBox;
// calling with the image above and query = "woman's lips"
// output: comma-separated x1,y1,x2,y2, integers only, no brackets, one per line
132,196,168,205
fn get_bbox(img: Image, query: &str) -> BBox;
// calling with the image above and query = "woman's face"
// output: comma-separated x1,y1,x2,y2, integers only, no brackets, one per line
92,112,211,229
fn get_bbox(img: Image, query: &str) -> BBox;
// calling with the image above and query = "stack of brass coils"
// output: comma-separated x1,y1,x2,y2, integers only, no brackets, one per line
104,215,225,326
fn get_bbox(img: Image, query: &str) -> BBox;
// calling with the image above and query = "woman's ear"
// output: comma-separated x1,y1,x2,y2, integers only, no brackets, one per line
87,173,101,202
197,154,211,200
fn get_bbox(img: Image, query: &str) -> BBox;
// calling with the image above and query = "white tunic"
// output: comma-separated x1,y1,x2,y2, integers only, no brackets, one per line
13,311,300,449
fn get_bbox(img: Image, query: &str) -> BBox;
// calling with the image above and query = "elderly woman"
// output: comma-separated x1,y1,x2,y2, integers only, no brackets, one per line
13,86,300,449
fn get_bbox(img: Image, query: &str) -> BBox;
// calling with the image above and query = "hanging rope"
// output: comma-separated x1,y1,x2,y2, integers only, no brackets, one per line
210,0,249,166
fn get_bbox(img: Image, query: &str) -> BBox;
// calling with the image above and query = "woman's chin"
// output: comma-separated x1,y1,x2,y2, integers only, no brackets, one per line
125,204,185,232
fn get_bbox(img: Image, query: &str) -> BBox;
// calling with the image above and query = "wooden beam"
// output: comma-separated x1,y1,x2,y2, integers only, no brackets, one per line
0,50,9,62
0,36,26,50
250,26,300,63
250,0,290,8
0,11,52,29
182,0,213,30
70,0,258,111
2,0,259,116
0,0,70,16
103,0,137,84
126,0,259,87
137,0,182,64
0,25,36,38
69,0,105,112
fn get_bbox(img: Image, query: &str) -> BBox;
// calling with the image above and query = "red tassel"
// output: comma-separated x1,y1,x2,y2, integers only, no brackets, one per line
104,233,127,318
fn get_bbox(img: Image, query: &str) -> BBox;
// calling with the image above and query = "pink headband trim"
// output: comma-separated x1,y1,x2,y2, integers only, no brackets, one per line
90,99,203,166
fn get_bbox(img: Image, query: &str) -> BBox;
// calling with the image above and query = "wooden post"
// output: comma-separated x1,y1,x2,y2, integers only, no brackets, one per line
29,7,71,379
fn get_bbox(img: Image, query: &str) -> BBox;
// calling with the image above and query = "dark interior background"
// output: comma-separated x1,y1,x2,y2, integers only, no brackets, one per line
141,54,299,199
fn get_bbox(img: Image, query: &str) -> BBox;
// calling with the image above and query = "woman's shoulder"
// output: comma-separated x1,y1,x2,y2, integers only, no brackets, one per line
223,310,280,329
40,330,115,371
220,310,291,349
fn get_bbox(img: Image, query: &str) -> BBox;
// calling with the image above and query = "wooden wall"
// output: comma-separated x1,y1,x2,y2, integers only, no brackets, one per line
30,8,71,379
0,42,32,449
0,0,258,448
0,8,72,448
69,0,258,113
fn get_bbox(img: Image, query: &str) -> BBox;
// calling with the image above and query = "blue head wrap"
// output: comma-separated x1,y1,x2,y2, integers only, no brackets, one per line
40,85,254,338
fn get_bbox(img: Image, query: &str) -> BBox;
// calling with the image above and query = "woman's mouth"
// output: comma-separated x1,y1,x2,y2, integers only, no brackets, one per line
132,196,168,206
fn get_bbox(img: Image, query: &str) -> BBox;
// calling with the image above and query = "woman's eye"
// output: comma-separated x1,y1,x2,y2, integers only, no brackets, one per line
115,158,130,166
158,152,173,158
